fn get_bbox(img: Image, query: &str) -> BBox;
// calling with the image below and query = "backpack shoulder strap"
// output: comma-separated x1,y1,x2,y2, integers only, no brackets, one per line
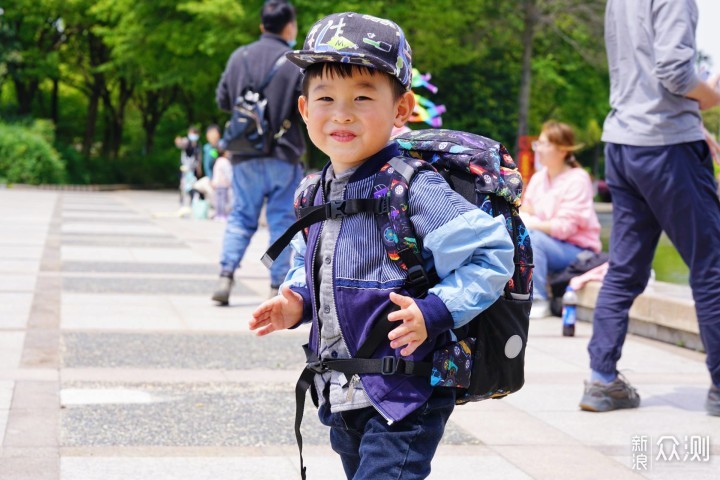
257,52,288,93
294,173,323,235
239,48,287,93
373,156,437,294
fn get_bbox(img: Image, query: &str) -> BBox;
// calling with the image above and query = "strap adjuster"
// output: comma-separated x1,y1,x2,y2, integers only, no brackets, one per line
405,264,430,290
374,196,389,214
326,200,347,219
381,356,400,375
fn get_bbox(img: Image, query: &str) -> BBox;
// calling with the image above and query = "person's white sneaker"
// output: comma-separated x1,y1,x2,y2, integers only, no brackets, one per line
530,299,550,319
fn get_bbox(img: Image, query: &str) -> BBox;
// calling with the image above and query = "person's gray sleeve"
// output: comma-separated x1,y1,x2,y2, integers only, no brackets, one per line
652,0,700,96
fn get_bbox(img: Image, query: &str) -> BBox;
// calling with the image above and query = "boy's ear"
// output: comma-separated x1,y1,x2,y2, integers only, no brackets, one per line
394,91,415,128
298,95,309,124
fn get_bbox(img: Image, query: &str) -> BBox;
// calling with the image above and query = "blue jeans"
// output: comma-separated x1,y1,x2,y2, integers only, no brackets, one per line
219,158,304,287
318,389,455,480
529,229,586,300
589,142,720,386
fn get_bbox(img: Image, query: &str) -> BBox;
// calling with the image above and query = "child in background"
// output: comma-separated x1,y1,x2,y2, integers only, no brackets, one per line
203,125,221,180
212,150,233,221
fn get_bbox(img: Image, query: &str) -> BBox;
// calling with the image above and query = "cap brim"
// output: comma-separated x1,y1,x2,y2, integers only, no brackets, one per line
286,50,398,79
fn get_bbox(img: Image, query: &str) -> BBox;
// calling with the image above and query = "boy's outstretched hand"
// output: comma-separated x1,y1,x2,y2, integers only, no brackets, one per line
387,292,428,357
250,285,304,336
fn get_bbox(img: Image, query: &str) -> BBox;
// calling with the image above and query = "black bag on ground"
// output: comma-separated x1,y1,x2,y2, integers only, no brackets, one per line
548,250,609,316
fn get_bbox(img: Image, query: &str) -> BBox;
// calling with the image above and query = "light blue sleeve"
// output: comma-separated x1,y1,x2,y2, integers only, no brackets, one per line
425,209,515,328
283,232,308,288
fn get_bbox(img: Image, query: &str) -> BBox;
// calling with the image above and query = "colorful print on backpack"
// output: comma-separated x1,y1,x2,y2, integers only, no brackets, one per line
293,173,322,238
372,160,432,269
394,129,533,298
430,338,475,388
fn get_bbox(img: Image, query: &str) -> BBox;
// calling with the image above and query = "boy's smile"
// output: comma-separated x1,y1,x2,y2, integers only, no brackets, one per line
298,69,414,173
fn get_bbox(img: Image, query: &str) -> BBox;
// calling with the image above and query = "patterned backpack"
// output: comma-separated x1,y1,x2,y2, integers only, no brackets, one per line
264,128,533,403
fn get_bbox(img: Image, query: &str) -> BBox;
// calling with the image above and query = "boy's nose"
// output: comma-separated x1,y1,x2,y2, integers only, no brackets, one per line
332,105,353,123
333,113,353,123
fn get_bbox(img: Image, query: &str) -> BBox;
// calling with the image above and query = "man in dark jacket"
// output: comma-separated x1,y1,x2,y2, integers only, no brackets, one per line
212,0,306,305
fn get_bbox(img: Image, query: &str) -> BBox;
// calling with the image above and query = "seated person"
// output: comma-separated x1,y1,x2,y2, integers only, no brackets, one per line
521,121,601,318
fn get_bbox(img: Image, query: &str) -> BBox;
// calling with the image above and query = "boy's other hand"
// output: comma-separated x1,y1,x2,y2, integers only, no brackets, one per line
387,292,428,357
250,285,303,336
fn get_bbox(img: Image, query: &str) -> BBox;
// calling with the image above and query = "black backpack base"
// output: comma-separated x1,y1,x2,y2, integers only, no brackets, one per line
454,295,531,403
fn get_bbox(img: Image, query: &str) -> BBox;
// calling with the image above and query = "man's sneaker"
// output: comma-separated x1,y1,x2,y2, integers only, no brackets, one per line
706,384,720,416
579,374,640,412
212,276,233,305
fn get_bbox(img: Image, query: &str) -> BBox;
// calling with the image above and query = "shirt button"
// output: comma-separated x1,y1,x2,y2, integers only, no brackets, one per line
331,351,338,358
323,305,331,313
324,256,331,264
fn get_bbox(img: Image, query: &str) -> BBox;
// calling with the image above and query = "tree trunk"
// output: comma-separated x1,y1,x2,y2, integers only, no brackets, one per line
82,82,102,158
515,0,538,157
139,87,177,155
101,78,133,160
13,78,39,115
51,77,59,125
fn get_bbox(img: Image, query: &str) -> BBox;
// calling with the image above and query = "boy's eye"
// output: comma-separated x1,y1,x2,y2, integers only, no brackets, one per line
355,96,372,101
316,96,333,102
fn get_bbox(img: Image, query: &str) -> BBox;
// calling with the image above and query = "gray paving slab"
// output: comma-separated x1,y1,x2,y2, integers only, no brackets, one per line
60,456,302,480
61,277,251,295
61,261,217,275
58,381,478,448
60,237,186,248
61,216,153,225
61,223,167,236
61,332,308,370
60,245,208,263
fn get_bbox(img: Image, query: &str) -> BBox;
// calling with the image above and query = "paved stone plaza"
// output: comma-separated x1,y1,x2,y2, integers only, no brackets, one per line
0,188,718,479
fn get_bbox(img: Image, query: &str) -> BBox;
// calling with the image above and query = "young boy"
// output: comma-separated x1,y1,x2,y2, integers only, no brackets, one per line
211,149,232,221
202,124,221,181
250,12,515,479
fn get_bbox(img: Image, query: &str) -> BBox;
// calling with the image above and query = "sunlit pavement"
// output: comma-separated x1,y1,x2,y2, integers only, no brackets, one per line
0,187,717,479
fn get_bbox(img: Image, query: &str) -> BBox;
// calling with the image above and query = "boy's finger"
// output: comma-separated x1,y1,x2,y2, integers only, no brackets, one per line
388,324,409,341
400,341,419,356
387,309,409,322
389,291,413,308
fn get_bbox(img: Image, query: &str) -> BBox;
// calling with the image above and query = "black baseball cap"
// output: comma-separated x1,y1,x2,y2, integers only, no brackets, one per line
286,12,413,90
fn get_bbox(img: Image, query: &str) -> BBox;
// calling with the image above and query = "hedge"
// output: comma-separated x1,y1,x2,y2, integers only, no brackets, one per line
0,121,67,184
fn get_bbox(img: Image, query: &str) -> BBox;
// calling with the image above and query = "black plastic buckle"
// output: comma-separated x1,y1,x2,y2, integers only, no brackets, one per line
326,200,347,219
374,196,389,214
405,264,430,290
306,360,328,374
381,356,399,375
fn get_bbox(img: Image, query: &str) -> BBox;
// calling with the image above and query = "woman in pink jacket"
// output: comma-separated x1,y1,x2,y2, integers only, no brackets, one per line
522,121,602,318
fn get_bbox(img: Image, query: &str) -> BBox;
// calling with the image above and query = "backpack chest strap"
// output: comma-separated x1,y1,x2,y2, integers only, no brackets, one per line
261,197,389,268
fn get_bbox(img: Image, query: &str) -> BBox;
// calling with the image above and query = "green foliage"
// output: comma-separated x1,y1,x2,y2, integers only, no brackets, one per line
0,0,611,184
0,121,66,184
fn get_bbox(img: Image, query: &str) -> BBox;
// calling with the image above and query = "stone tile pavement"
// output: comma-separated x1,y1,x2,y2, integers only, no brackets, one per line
0,187,718,479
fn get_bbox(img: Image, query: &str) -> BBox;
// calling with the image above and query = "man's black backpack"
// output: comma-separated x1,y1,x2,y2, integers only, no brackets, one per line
219,51,287,158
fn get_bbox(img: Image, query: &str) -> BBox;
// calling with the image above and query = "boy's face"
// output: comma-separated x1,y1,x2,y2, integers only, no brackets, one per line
298,68,414,173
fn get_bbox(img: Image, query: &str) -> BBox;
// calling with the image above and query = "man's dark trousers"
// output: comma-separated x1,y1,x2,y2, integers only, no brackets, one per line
588,141,720,387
